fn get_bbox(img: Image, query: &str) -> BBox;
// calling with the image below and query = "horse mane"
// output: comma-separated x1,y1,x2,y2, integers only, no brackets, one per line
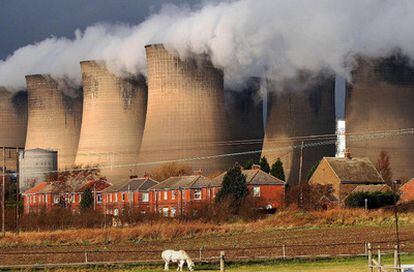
180,250,194,265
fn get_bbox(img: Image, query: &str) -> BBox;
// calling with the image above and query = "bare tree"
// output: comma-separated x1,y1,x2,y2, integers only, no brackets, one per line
150,162,192,181
376,151,393,183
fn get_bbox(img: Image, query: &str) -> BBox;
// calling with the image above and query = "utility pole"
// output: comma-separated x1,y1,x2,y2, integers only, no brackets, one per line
392,179,401,268
15,147,19,234
2,147,5,237
298,141,304,208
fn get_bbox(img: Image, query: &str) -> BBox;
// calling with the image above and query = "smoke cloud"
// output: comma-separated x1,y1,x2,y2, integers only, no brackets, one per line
1,0,414,90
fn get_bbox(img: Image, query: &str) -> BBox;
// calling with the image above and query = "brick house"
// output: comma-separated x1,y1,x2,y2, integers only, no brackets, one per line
102,175,159,216
149,174,219,217
22,178,111,214
212,165,286,211
400,178,414,202
308,156,385,202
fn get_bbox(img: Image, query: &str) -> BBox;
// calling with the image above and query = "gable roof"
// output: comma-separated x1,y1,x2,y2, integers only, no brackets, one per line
150,175,213,190
104,177,159,192
350,184,391,194
212,169,286,186
23,182,49,194
323,157,384,184
400,178,414,191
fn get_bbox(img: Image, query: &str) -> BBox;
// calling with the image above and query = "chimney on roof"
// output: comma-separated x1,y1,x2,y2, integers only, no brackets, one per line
129,175,138,179
252,164,260,170
344,148,352,160
193,169,203,175
143,172,151,180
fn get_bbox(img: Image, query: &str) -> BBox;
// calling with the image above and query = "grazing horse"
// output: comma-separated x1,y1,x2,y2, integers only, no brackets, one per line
161,249,195,271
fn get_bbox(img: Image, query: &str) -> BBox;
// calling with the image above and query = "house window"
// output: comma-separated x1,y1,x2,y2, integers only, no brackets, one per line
114,208,119,216
164,191,168,200
114,193,118,202
170,207,176,217
53,195,60,204
194,189,202,200
162,207,169,217
172,190,176,200
45,195,48,203
78,193,82,203
109,193,112,202
122,192,126,201
33,195,36,203
97,193,102,204
158,191,162,200
142,192,149,202
253,186,261,197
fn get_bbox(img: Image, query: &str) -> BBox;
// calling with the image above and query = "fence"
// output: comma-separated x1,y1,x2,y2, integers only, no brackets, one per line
368,243,414,272
1,239,414,269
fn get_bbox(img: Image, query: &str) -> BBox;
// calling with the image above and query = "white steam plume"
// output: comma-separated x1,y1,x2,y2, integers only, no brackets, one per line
1,0,414,90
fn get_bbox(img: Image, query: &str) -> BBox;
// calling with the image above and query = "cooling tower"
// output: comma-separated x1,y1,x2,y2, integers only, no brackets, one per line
25,75,82,169
0,88,27,171
138,44,231,173
346,56,414,180
225,78,264,165
75,61,147,183
0,88,27,148
261,76,336,184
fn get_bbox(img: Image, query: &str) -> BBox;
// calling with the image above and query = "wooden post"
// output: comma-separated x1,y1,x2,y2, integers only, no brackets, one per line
394,245,399,272
282,245,286,259
378,246,382,272
84,251,88,263
199,247,203,261
367,243,373,272
364,242,368,255
220,251,225,272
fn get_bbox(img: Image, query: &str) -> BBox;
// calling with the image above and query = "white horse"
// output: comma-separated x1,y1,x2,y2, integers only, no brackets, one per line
161,249,195,271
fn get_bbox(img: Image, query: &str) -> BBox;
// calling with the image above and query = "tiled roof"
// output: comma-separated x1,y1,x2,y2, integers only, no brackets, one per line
76,179,111,192
400,178,414,190
351,184,391,193
104,177,159,192
212,169,286,186
150,175,213,190
23,182,49,194
324,157,384,184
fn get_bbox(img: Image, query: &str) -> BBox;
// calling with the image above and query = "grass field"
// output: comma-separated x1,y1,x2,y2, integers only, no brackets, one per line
49,255,414,271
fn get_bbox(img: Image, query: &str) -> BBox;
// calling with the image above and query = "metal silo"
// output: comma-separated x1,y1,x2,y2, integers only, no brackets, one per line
346,56,414,180
75,61,147,184
25,74,82,170
261,76,336,184
137,44,231,173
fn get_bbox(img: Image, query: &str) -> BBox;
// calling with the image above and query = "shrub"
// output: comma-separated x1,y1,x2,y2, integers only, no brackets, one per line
345,191,398,209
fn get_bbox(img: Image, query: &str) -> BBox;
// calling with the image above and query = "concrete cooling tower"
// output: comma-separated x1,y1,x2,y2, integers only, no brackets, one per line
261,76,336,184
25,75,83,170
138,44,231,173
346,56,414,180
0,88,27,148
75,61,147,184
225,78,264,165
0,88,28,171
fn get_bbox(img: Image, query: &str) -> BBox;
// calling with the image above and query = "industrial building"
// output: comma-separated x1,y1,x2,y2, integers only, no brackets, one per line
0,88,27,171
25,75,83,169
261,76,337,185
19,148,57,191
75,61,147,184
138,44,231,173
225,77,264,165
346,56,414,180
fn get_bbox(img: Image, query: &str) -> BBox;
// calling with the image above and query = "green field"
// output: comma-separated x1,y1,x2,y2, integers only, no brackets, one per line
50,255,414,272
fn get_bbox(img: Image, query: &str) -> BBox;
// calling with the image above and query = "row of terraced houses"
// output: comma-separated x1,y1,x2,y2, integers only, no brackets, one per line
22,165,286,216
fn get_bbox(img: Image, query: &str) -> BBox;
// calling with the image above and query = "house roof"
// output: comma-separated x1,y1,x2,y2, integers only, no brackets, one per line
212,168,286,186
23,182,49,194
323,157,384,184
150,175,213,190
103,177,159,192
400,178,414,191
350,184,391,193
76,179,111,192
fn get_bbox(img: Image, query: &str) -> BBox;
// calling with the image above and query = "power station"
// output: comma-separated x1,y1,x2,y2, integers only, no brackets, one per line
137,44,232,173
261,76,337,184
74,60,147,183
346,56,414,180
25,75,82,169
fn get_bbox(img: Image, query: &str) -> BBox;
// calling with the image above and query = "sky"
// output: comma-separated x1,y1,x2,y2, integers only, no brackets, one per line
0,0,349,118
0,0,202,59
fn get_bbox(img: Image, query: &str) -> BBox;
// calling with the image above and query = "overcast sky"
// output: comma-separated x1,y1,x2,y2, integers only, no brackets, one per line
0,0,202,59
